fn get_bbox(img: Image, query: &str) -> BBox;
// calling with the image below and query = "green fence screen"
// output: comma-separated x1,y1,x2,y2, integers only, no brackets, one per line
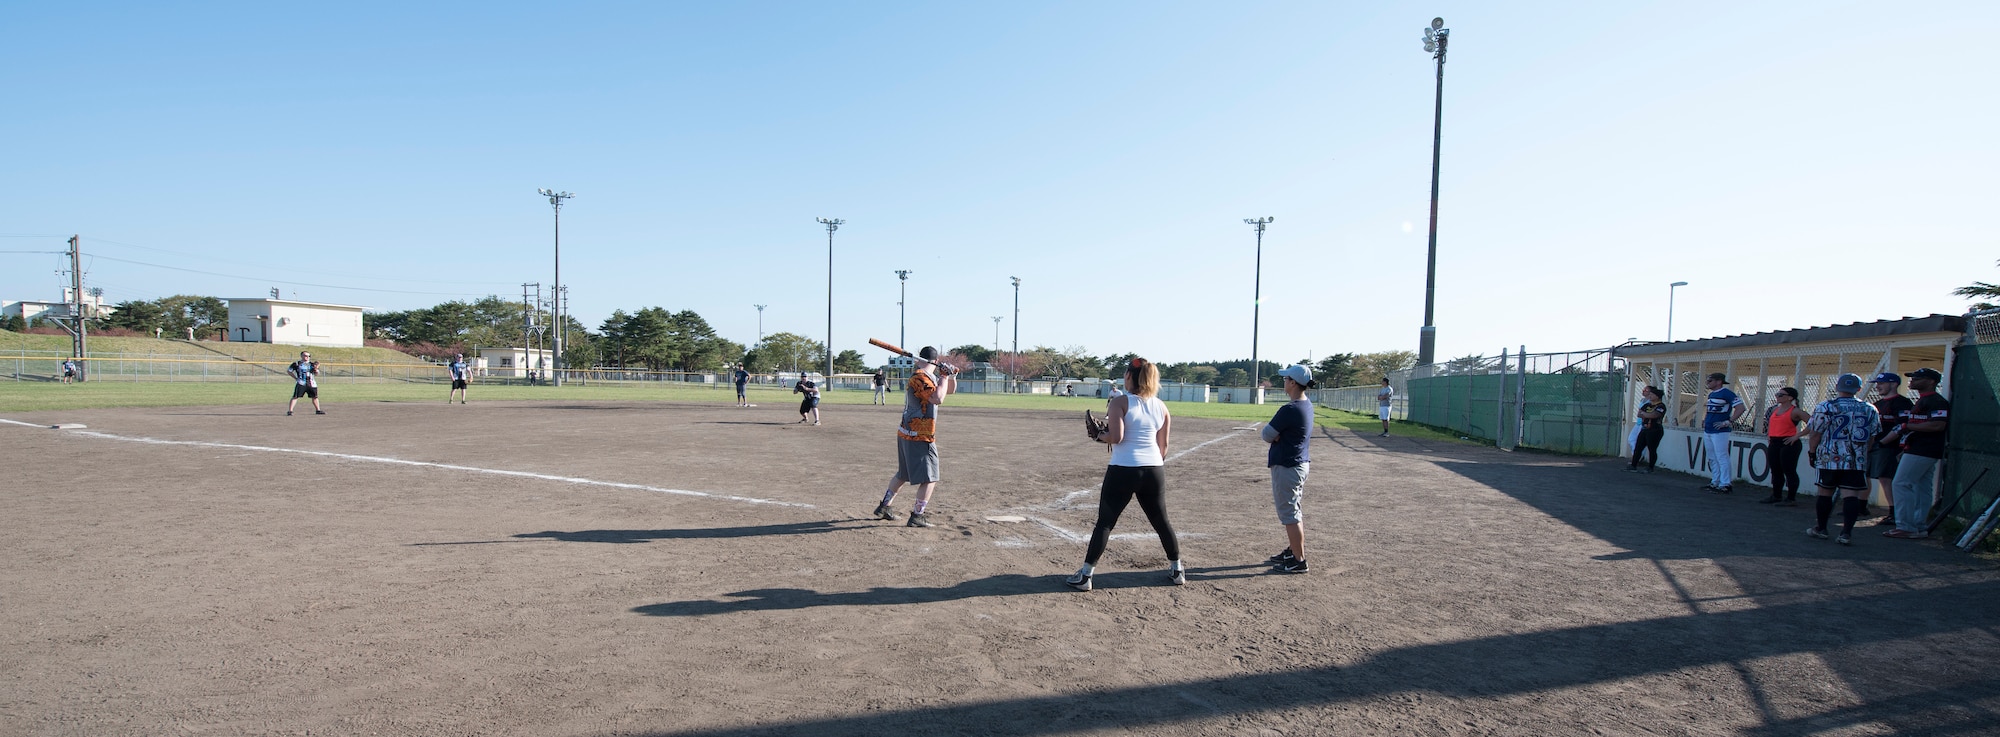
1407,371,1625,456
1943,338,2000,540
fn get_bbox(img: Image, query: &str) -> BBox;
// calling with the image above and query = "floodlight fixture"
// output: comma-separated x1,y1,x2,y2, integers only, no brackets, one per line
1432,17,1444,30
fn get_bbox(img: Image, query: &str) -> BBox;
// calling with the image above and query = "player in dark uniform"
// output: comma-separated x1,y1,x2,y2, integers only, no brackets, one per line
1866,372,1914,526
286,351,324,416
794,376,821,425
1626,386,1666,473
1885,368,1950,539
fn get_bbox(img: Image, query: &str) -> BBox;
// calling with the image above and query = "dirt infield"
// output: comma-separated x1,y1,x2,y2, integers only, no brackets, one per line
4,399,1998,736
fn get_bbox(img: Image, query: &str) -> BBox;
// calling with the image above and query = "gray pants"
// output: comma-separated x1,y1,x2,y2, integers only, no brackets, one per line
1270,463,1310,525
894,437,940,485
1891,454,1941,534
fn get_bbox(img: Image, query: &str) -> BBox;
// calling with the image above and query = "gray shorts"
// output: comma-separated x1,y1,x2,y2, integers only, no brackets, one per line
895,437,940,485
1271,463,1309,525
1867,446,1901,479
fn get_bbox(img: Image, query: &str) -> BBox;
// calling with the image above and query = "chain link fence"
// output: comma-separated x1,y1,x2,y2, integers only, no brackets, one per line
1942,309,2000,545
1314,346,1626,455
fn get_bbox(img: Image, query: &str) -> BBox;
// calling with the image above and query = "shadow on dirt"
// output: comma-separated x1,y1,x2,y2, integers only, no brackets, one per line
630,577,2000,735
633,573,1062,617
512,520,873,544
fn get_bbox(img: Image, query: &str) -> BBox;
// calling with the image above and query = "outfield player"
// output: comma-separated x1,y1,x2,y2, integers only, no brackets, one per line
61,358,77,384
872,369,887,405
872,347,957,527
1375,378,1393,436
1803,373,1880,545
1066,357,1182,590
1261,365,1316,574
1700,372,1746,493
794,375,821,425
286,350,324,416
447,353,471,404
734,366,751,408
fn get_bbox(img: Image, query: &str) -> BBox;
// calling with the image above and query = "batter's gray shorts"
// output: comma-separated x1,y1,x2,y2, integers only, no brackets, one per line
1271,462,1310,525
895,437,940,485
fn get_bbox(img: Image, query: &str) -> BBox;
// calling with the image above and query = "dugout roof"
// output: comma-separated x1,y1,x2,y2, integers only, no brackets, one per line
1613,314,1965,358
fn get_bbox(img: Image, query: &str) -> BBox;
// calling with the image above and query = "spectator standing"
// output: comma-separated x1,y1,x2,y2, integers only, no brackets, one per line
1261,365,1317,574
1375,378,1394,437
1866,372,1914,526
1885,368,1950,539
1700,372,1747,493
1803,373,1881,545
1626,386,1667,473
1760,387,1809,506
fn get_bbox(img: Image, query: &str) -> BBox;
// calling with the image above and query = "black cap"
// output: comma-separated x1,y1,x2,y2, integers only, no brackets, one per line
1706,372,1728,383
1905,367,1943,382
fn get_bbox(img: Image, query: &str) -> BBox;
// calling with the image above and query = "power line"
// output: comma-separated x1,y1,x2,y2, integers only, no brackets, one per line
0,250,66,254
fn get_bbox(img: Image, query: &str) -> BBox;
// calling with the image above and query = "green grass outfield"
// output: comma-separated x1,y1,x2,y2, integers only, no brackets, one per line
0,329,427,365
0,380,1465,443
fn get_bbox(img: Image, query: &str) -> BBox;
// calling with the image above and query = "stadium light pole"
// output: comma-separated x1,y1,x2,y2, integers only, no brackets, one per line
755,304,767,343
895,270,912,352
992,316,1003,358
1416,17,1450,368
1668,281,1689,342
818,218,843,379
1010,276,1021,380
538,188,574,386
1244,217,1274,403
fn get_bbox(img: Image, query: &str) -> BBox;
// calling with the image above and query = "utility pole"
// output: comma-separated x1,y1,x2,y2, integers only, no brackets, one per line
1010,276,1022,391
755,305,767,343
895,270,912,352
817,217,844,379
538,188,574,385
1416,17,1451,368
1244,217,1273,403
68,235,86,381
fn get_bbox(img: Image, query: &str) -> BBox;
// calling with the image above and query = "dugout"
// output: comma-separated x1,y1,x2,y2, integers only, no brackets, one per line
1612,314,1964,492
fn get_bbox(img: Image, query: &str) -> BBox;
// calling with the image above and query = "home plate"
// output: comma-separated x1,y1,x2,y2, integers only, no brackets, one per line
984,515,1027,523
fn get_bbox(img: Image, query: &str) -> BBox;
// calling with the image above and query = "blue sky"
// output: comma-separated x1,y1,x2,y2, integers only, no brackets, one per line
4,2,1994,366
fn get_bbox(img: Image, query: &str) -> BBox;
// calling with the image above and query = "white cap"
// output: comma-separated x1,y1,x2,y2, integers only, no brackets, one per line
1276,364,1315,388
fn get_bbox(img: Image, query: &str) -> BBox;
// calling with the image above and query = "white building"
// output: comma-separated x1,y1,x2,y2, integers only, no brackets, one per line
472,346,553,377
225,298,366,347
3,288,113,325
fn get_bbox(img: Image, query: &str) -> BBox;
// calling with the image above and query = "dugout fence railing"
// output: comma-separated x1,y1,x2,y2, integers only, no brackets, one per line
1941,309,2000,546
1313,346,1627,456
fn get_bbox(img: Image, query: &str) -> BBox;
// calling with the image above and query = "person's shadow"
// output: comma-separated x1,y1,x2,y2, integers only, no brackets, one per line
633,573,1055,617
515,520,868,544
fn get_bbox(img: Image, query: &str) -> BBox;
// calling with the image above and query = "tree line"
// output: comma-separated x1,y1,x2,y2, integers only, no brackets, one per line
943,344,1418,387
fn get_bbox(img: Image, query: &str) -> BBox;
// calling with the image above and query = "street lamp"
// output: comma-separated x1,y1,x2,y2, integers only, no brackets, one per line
755,304,767,343
817,218,843,379
1010,276,1021,388
895,270,912,352
1668,281,1689,341
1416,16,1451,368
537,188,574,386
1244,217,1274,403
992,316,1003,358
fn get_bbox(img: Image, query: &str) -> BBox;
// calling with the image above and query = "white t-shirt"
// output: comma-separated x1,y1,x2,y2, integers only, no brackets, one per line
1110,395,1167,467
1378,386,1394,407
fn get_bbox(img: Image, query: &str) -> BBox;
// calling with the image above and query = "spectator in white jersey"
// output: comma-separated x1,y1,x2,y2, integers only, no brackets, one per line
447,353,471,404
1803,373,1881,545
1375,378,1393,437
286,351,325,416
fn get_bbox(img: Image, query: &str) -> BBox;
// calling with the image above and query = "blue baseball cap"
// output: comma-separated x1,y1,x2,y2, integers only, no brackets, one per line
1835,373,1864,393
1870,372,1900,385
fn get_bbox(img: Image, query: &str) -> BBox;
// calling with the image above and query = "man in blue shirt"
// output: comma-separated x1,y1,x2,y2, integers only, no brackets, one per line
1701,372,1746,493
1261,365,1317,574
447,354,470,404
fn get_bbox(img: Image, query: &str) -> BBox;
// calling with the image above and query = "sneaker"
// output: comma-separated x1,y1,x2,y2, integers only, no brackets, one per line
906,512,934,528
286,411,293,416
1167,568,1186,586
812,421,820,426
1757,495,1782,504
314,410,326,415
871,503,897,521
1836,533,1851,545
1882,529,1927,539
1065,573,1092,592
1265,549,1297,565
1377,432,1389,438
1701,484,1719,492
1708,485,1733,494
1273,559,1310,574
1806,526,1829,540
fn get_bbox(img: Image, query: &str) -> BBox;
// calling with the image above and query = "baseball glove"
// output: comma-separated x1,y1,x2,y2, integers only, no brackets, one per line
1085,410,1109,442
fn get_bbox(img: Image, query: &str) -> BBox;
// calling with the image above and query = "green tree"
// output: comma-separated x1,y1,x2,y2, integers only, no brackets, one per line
755,332,823,373
156,295,227,338
104,299,166,333
1221,367,1250,386
950,343,994,363
1956,259,1999,310
832,349,868,374
1184,365,1220,385
1354,350,1418,381
0,314,24,332
1314,353,1358,387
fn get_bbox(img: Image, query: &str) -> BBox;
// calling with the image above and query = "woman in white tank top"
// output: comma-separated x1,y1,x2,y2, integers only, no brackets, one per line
1066,358,1183,591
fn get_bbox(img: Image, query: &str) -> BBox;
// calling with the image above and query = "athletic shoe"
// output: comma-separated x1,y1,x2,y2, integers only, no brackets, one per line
1708,485,1733,494
1777,498,1799,507
1273,559,1310,574
1167,568,1186,586
1757,495,1782,504
1836,533,1851,545
286,411,292,416
1701,484,1719,492
314,410,326,415
871,503,897,521
1265,549,1297,565
1377,432,1389,437
1065,573,1092,592
1882,529,1927,539
906,512,935,528
1806,526,1829,540
812,421,820,426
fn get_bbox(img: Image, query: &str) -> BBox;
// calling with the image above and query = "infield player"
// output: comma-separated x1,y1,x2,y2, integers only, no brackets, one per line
1261,364,1316,574
447,353,471,404
794,375,821,425
734,366,751,407
872,346,956,527
1803,373,1880,545
1376,378,1393,436
286,350,324,416
1066,357,1183,591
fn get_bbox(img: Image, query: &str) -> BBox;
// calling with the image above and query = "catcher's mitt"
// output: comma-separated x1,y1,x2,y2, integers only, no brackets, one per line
1085,410,1110,442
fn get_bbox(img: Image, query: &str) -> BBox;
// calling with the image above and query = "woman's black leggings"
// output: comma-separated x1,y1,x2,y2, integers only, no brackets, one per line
1085,465,1179,565
1632,426,1664,469
1768,437,1803,493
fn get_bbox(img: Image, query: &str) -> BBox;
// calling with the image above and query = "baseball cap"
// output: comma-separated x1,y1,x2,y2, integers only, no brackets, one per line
1870,372,1901,385
1835,373,1863,393
1906,367,1943,382
1276,364,1315,388
1706,372,1728,383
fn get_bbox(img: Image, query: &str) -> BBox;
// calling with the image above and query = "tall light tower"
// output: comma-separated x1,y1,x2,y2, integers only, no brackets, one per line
992,316,1003,357
817,217,843,379
755,304,768,343
1010,276,1022,388
1667,282,1689,341
538,188,574,386
1416,16,1450,368
1244,217,1274,403
895,270,912,351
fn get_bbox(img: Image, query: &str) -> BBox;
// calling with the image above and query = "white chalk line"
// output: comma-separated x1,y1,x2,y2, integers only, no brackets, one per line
0,418,47,428
1004,429,1246,545
4,420,813,509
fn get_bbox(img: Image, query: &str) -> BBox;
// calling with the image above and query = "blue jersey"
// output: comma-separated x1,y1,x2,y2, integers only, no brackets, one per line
448,360,467,380
1806,397,1880,471
1703,388,1742,433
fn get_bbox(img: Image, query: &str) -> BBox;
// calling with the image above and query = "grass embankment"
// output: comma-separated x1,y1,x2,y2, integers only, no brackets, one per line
0,377,1469,443
0,330,427,365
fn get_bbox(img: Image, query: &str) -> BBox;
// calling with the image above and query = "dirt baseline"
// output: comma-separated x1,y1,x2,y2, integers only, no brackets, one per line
2,400,1996,736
